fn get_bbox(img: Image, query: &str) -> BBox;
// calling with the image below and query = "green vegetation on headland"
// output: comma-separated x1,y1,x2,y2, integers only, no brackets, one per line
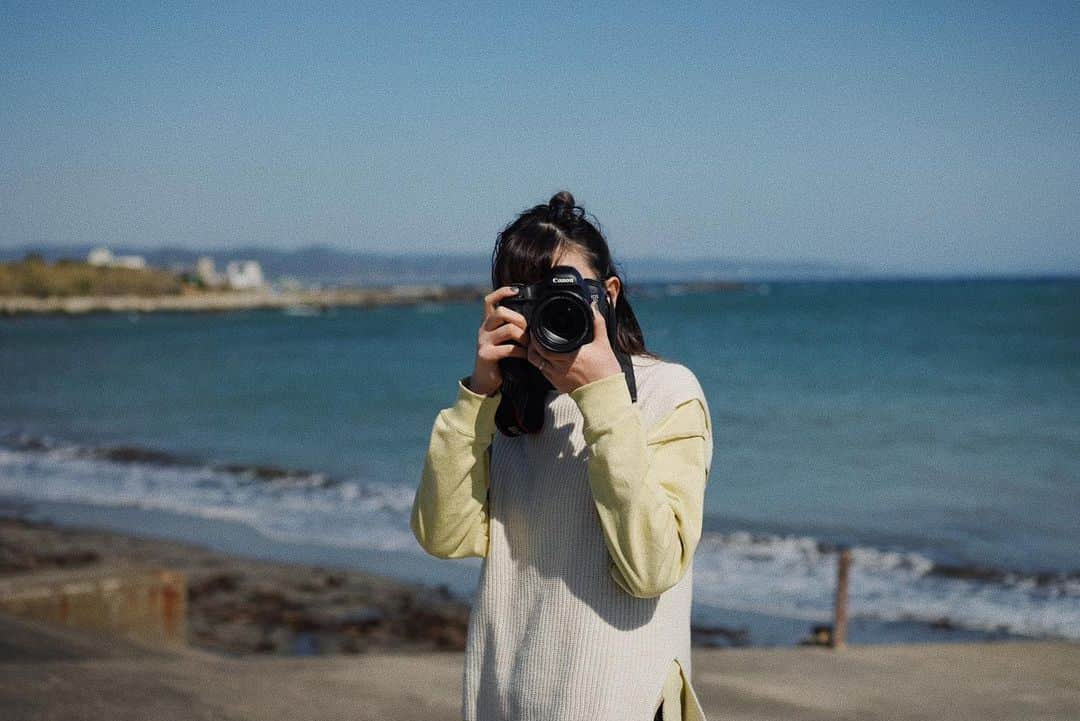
0,251,747,317
0,253,189,298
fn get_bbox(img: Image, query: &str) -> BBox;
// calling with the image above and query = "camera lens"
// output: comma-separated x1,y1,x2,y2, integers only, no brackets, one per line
536,295,590,352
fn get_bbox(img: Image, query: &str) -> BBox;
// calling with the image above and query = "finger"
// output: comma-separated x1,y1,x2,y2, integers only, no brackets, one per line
591,298,606,330
483,304,528,331
480,341,526,363
492,343,528,360
483,286,521,317
488,321,528,345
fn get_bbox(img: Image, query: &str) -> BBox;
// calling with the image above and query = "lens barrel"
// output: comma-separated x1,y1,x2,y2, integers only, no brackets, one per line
534,293,592,352
497,265,605,354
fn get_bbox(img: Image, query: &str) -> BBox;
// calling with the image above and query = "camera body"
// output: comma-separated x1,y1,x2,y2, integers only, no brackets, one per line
491,264,636,436
498,265,614,353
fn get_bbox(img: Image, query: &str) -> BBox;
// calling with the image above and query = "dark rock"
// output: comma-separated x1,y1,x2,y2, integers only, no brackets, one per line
692,622,752,647
930,616,955,630
188,572,242,599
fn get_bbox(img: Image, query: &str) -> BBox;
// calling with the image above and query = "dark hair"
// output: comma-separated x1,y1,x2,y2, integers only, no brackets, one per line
491,190,661,361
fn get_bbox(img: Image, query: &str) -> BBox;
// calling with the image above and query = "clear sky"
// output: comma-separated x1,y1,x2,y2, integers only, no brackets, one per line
1,1,1077,274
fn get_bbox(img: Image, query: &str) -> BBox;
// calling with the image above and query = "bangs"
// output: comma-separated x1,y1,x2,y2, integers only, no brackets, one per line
491,221,569,289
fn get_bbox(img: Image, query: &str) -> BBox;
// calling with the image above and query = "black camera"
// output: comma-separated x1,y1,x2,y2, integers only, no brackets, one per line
490,265,635,437
498,265,614,353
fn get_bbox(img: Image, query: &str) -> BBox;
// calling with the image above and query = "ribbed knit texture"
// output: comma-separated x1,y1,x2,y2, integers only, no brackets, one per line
462,354,712,721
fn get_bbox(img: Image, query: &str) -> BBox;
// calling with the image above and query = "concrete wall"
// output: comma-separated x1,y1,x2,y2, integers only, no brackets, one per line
0,565,187,648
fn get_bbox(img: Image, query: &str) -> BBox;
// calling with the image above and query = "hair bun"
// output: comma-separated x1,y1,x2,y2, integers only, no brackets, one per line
547,190,577,222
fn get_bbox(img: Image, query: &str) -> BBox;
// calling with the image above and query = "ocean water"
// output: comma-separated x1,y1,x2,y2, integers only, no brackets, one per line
1,277,1078,646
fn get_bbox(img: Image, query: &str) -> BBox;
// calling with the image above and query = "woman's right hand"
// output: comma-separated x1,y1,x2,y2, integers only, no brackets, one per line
468,286,530,397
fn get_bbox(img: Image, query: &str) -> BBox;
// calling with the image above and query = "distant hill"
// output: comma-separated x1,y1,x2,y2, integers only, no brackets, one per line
0,244,873,287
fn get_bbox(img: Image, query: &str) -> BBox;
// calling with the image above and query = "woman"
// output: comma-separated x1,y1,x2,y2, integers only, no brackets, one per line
411,191,713,721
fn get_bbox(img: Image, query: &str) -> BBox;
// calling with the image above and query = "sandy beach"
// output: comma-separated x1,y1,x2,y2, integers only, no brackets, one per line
2,610,1075,721
2,514,1078,720
0,515,472,656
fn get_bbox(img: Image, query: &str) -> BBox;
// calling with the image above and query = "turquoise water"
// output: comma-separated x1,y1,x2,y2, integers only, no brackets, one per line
2,277,1078,645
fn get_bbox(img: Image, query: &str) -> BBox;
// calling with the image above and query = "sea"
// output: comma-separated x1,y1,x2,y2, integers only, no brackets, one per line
1,276,1077,647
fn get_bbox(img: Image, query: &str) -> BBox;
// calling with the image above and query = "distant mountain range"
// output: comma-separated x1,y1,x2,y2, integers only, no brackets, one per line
0,243,881,286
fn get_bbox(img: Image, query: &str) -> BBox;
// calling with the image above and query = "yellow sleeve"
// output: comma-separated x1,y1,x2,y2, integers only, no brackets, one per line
569,371,711,598
410,376,501,559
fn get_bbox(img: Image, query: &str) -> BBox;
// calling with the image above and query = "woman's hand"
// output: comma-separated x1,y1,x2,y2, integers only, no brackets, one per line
469,286,530,396
527,299,623,394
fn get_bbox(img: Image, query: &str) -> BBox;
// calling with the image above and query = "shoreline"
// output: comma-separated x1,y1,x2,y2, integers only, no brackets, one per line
0,279,747,317
1,496,1062,654
0,501,768,655
0,513,473,656
0,284,485,317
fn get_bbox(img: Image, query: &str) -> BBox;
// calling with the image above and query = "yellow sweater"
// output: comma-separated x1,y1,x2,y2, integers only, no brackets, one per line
412,368,711,720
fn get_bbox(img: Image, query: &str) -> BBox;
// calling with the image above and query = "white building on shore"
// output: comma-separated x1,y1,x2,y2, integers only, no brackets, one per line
225,260,265,290
194,256,222,287
86,246,147,269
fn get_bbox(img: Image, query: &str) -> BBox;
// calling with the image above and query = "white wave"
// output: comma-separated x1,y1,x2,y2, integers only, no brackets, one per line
3,444,1078,641
0,445,419,553
692,531,1080,641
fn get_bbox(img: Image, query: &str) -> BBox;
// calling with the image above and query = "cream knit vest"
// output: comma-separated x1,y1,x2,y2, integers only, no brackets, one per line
462,354,710,721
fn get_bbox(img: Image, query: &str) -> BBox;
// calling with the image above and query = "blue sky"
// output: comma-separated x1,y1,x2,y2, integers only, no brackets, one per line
1,1,1077,274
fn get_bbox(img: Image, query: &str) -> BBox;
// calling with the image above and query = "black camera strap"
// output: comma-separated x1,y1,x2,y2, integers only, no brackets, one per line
494,358,549,437
615,348,638,402
491,351,637,437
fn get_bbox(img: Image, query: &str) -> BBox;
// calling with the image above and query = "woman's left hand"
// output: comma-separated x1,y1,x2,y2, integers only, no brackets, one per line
527,299,624,394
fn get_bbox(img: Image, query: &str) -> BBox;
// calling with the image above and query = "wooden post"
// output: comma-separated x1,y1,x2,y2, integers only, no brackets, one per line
832,546,851,649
